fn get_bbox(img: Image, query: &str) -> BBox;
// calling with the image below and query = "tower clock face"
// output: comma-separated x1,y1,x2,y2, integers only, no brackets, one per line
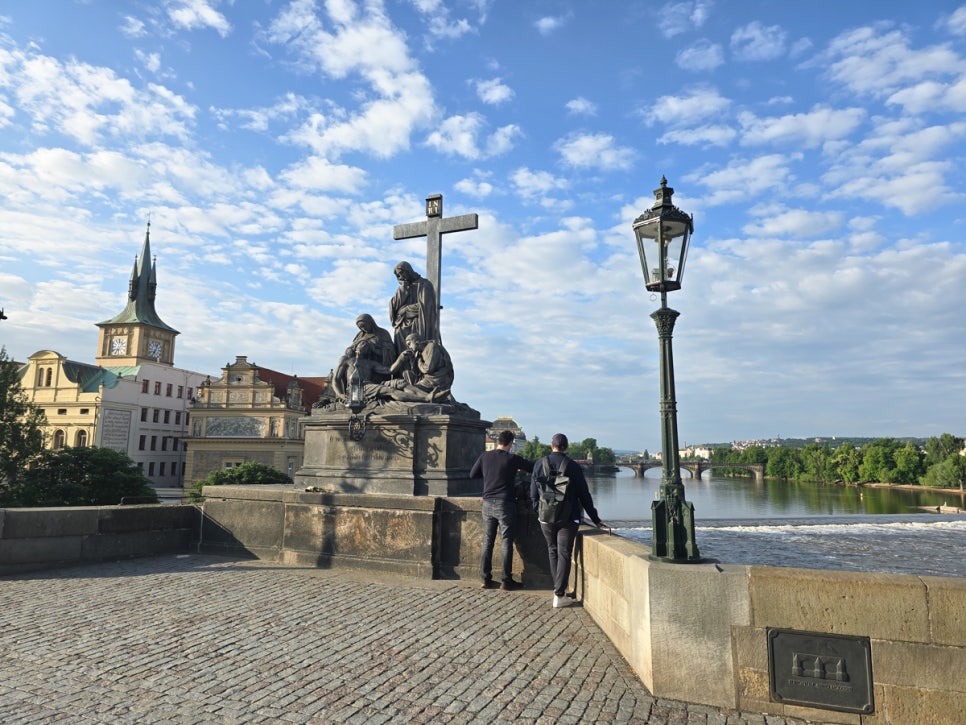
148,341,163,359
110,337,127,355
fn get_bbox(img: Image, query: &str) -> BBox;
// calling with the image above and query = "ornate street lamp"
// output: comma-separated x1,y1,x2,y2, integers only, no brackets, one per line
633,176,702,563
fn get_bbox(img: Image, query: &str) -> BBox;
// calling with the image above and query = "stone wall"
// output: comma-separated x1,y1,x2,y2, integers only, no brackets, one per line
197,484,552,587
576,528,966,725
0,504,199,575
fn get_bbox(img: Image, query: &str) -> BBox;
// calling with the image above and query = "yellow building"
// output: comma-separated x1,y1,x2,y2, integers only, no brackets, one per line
184,356,327,482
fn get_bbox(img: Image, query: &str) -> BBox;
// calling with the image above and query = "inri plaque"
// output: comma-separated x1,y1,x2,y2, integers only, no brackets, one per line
767,628,874,714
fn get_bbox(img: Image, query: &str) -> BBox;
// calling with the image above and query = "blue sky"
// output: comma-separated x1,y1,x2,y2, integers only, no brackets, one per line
1,0,965,452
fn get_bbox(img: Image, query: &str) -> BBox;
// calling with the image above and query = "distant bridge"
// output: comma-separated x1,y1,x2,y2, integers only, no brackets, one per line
616,458,764,482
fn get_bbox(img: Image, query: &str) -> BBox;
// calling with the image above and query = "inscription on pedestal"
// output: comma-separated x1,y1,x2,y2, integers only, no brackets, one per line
768,628,874,714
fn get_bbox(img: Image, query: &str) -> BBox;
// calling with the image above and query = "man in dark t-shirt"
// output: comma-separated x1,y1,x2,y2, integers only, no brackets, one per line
469,430,534,590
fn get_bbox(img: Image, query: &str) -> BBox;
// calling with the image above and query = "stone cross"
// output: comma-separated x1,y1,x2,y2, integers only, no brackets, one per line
393,194,479,320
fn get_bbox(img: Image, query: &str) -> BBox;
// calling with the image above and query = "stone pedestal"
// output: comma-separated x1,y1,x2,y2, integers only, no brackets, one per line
294,406,488,496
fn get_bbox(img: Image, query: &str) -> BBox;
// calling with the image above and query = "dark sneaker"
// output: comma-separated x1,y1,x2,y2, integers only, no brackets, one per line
480,579,499,589
500,579,523,591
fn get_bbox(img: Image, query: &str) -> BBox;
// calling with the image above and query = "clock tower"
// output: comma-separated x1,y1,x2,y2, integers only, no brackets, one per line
96,222,179,367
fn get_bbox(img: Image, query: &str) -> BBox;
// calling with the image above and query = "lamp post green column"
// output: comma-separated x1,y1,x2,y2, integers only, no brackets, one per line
633,177,702,563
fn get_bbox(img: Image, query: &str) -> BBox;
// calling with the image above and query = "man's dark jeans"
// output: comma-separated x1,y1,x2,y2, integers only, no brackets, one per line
481,498,516,584
540,520,580,596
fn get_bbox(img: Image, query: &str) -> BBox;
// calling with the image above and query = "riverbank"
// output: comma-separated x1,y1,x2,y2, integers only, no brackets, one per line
860,481,965,496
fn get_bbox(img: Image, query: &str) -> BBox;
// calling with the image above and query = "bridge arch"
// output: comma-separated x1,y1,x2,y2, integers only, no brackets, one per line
617,459,763,482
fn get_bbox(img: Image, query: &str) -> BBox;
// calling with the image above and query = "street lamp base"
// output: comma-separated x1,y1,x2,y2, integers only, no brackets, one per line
650,497,704,563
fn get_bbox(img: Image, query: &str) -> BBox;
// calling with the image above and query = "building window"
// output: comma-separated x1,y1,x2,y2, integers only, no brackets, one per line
177,385,184,398
76,430,88,447
166,383,173,397
187,387,193,399
139,435,146,450
161,437,168,451
149,462,156,476
57,408,67,415
79,408,89,415
150,436,157,451
142,379,149,393
45,368,52,387
53,430,65,449
154,381,162,395
175,411,182,425
223,459,245,469
160,462,166,476
153,409,160,423
163,410,171,424
137,462,144,471
141,408,148,422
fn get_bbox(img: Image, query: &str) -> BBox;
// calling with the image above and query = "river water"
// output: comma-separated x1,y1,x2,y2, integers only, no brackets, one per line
588,468,966,578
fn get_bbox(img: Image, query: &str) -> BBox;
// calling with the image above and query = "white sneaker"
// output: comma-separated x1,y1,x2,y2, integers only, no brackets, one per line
553,594,570,608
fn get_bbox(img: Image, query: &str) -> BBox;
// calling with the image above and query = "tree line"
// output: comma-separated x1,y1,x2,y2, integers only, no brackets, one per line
703,435,965,489
520,436,617,465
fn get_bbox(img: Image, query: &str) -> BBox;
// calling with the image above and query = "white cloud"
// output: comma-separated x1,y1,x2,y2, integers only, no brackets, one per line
676,40,724,72
535,15,568,36
5,47,195,146
566,97,597,116
265,0,435,159
554,133,635,171
277,156,367,194
693,154,799,206
485,124,522,156
642,86,731,126
425,114,484,159
943,6,966,35
743,207,842,238
738,106,866,148
510,167,568,200
425,115,520,159
407,0,477,42
135,50,162,75
119,15,148,38
824,24,961,98
658,125,736,147
887,77,966,114
454,174,494,198
475,78,513,105
730,21,786,61
166,0,232,38
659,1,714,38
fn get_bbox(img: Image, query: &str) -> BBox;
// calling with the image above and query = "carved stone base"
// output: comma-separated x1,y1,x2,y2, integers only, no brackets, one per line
294,407,488,496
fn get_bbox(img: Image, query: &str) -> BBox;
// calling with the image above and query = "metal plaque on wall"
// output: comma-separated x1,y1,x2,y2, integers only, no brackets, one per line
767,628,874,714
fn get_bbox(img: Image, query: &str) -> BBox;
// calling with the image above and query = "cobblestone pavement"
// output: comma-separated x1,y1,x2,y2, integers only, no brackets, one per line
0,555,821,724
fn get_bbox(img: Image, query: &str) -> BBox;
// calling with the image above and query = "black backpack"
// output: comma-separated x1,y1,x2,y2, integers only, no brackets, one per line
536,455,573,524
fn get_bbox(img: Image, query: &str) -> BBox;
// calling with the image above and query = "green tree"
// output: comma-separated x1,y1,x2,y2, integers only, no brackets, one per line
522,436,550,462
740,446,768,465
0,347,47,493
924,434,963,466
892,443,924,484
595,446,616,465
829,444,861,483
766,446,801,480
10,447,157,507
858,439,901,483
189,461,292,501
799,443,830,483
920,454,966,490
